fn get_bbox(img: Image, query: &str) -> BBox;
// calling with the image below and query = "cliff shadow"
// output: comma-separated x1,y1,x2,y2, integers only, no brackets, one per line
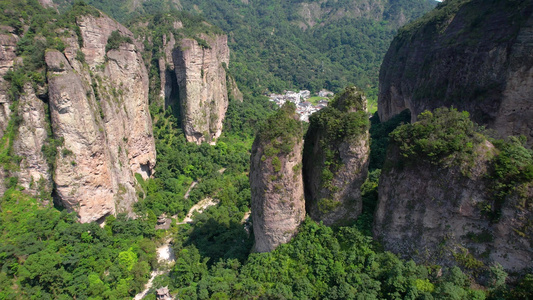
184,217,254,265
164,68,182,129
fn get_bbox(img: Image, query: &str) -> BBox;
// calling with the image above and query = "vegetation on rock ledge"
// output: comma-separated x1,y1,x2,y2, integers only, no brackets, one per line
257,102,303,155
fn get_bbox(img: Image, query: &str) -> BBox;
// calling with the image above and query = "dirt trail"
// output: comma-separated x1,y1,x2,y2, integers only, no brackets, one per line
183,181,198,199
175,197,219,225
133,180,220,299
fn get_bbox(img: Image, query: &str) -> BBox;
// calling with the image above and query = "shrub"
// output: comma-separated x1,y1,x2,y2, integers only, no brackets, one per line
257,102,302,154
105,30,133,52
389,107,484,165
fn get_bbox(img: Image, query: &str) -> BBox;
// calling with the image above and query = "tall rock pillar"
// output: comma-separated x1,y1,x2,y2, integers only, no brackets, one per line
250,103,305,252
173,34,230,144
303,86,370,226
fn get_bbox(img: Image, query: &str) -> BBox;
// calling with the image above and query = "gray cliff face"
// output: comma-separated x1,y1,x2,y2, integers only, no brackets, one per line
304,135,369,226
295,0,427,30
46,50,117,223
250,106,305,252
37,0,55,8
154,25,241,142
0,30,51,196
159,32,178,109
43,13,155,223
378,0,533,145
0,31,20,195
374,142,533,273
303,87,370,226
12,84,52,196
0,5,240,222
0,32,19,138
227,74,243,102
173,34,230,144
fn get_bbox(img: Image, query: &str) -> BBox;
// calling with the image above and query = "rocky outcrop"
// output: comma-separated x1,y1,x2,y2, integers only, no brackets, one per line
12,84,52,196
250,103,305,252
38,0,55,9
159,32,178,110
378,0,533,146
303,87,370,226
0,31,19,137
173,34,230,144
44,12,155,223
154,28,241,141
374,109,533,273
0,30,20,195
296,0,433,30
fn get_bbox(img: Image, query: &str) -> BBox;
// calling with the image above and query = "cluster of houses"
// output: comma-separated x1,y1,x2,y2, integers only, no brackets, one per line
268,89,334,122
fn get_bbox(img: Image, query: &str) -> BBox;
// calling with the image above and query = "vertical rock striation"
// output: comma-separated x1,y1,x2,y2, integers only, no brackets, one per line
46,50,117,222
173,34,230,144
378,0,533,145
44,12,155,223
0,30,20,195
12,84,52,196
152,22,241,141
250,103,305,252
303,86,370,226
0,31,19,138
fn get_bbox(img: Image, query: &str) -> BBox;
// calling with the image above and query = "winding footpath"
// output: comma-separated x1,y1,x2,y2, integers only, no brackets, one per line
133,181,219,300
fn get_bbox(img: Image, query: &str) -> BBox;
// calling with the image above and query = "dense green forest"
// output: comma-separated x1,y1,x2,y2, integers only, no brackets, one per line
53,0,435,104
176,0,434,96
1,0,533,299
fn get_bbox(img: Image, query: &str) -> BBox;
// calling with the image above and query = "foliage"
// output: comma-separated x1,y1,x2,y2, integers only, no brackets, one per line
135,95,274,220
0,101,22,172
223,95,276,138
388,108,533,221
357,169,381,236
51,0,434,95
105,30,133,52
55,0,180,23
0,189,156,299
486,136,533,220
389,107,485,167
257,102,303,155
127,10,225,115
304,87,369,191
1,2,530,299
308,88,369,145
175,0,434,95
167,218,489,299
368,109,411,171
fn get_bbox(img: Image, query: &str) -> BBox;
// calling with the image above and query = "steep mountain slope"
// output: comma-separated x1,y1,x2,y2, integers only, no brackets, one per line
378,0,533,145
0,4,158,223
49,0,435,96
178,0,436,95
173,34,230,144
44,11,157,223
128,12,241,144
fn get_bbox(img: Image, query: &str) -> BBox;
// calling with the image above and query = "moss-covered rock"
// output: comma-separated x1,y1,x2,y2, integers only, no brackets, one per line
378,0,533,146
303,86,370,226
250,102,305,252
375,108,533,274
